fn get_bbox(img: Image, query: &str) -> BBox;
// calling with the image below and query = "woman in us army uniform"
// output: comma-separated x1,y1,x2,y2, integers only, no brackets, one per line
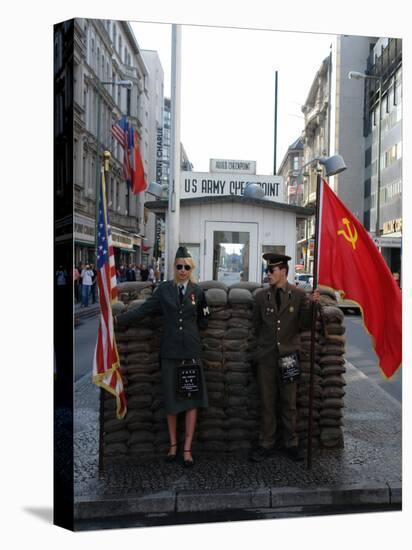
115,247,209,467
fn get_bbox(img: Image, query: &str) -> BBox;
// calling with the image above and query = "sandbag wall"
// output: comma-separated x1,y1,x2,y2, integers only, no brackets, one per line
318,295,347,449
102,282,346,458
196,283,260,453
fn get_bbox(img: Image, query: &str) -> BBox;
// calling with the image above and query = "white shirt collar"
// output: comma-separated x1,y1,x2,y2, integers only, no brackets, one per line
178,280,189,293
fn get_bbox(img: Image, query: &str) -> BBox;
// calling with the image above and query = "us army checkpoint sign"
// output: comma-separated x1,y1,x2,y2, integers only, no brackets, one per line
181,171,284,203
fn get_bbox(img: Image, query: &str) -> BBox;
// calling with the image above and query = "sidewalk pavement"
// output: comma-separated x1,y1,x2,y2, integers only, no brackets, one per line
74,302,99,325
72,361,401,528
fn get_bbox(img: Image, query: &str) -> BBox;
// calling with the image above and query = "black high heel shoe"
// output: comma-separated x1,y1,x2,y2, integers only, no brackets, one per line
165,443,178,463
183,448,194,467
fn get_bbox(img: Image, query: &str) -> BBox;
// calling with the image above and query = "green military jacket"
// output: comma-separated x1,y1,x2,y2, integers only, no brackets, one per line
252,282,311,363
115,280,208,359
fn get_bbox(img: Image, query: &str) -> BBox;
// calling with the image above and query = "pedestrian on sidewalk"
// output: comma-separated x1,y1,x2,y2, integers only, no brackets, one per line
140,265,149,282
155,264,161,283
77,262,83,302
80,264,94,307
72,265,80,302
250,253,320,463
90,263,97,304
134,264,141,281
119,265,126,282
126,264,136,281
115,247,209,467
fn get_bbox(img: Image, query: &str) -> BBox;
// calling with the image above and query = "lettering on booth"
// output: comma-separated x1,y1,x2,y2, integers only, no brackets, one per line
182,173,282,202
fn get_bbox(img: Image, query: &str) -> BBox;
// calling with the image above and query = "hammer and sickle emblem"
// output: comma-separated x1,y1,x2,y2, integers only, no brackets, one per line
337,218,358,250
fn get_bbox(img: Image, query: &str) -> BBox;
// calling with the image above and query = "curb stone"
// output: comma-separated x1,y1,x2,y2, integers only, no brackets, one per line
74,482,401,520
75,491,176,520
176,487,270,512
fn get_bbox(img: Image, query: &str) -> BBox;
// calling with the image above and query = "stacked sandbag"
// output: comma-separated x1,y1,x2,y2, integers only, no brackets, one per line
104,281,347,458
229,281,264,293
318,304,346,449
296,312,323,449
100,301,129,456
116,281,153,305
224,287,260,452
103,289,163,458
197,284,228,452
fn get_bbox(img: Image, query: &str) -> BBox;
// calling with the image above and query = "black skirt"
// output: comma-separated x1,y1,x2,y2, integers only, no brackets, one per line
161,358,209,415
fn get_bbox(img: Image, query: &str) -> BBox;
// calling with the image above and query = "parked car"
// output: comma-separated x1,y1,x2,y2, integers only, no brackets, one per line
294,273,313,289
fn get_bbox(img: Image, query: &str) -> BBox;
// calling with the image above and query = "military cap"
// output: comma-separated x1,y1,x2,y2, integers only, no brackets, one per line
175,246,192,259
262,253,291,268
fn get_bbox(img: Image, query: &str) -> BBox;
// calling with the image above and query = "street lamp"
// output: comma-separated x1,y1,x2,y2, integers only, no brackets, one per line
301,154,346,272
243,182,265,199
94,79,134,255
348,70,382,237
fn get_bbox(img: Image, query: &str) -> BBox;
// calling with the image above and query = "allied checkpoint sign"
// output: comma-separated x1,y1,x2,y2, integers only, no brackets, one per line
181,171,284,203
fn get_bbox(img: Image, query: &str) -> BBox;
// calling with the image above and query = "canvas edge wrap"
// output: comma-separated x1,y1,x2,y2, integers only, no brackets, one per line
53,19,75,532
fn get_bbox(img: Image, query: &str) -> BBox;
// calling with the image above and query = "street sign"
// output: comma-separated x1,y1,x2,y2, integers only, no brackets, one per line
210,158,256,174
372,236,402,248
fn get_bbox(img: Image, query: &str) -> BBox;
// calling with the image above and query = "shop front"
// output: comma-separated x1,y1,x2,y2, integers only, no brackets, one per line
74,214,95,266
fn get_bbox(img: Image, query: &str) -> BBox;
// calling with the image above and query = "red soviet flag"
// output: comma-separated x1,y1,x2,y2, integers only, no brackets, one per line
318,179,402,378
130,129,148,194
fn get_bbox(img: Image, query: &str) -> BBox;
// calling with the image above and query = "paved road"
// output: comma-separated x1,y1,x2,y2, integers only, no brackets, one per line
75,315,99,381
344,312,402,403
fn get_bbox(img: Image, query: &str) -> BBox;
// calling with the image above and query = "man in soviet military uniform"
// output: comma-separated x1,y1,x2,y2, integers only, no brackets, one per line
251,253,319,462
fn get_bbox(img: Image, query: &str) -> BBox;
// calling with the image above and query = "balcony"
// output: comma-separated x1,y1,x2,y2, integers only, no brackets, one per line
302,191,317,207
109,210,139,233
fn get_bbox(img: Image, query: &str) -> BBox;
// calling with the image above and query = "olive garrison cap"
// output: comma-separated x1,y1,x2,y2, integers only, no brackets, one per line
262,253,291,268
175,246,192,259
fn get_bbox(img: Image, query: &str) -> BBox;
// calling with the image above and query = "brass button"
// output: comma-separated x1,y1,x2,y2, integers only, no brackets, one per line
179,318,183,322
179,327,183,331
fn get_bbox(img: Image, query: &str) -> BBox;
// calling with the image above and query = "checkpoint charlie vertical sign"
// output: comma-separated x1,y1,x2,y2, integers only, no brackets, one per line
181,171,284,203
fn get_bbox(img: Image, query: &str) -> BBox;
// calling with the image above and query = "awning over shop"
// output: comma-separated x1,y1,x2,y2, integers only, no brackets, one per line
75,240,95,248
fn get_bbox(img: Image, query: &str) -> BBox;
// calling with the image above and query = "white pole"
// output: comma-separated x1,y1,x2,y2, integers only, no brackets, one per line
166,24,182,279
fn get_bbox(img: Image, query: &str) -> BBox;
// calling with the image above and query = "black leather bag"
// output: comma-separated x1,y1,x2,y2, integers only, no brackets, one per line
278,353,301,383
176,359,202,399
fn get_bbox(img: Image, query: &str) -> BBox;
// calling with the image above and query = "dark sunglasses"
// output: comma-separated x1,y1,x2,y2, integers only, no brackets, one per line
266,267,278,274
176,264,191,271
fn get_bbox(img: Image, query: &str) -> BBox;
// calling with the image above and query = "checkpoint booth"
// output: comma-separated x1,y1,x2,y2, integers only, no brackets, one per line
145,160,313,283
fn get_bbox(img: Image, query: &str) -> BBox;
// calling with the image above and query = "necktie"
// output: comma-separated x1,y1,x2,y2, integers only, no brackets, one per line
275,288,281,310
179,284,185,304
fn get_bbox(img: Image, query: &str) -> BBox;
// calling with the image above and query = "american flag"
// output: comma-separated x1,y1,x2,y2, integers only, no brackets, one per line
92,169,127,419
112,116,131,183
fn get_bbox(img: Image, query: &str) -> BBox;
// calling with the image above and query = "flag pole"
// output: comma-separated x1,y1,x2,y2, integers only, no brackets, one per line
167,24,182,279
306,167,322,470
97,152,111,476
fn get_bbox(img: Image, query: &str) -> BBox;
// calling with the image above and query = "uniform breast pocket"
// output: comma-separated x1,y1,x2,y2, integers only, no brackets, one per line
264,306,275,317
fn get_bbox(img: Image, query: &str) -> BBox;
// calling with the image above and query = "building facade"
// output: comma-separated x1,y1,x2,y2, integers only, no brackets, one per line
296,35,402,274
331,35,402,273
362,38,402,272
72,18,163,270
299,55,331,272
277,137,306,270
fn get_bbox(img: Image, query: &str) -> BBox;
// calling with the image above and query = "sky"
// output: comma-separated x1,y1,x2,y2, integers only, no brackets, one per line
130,21,335,175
